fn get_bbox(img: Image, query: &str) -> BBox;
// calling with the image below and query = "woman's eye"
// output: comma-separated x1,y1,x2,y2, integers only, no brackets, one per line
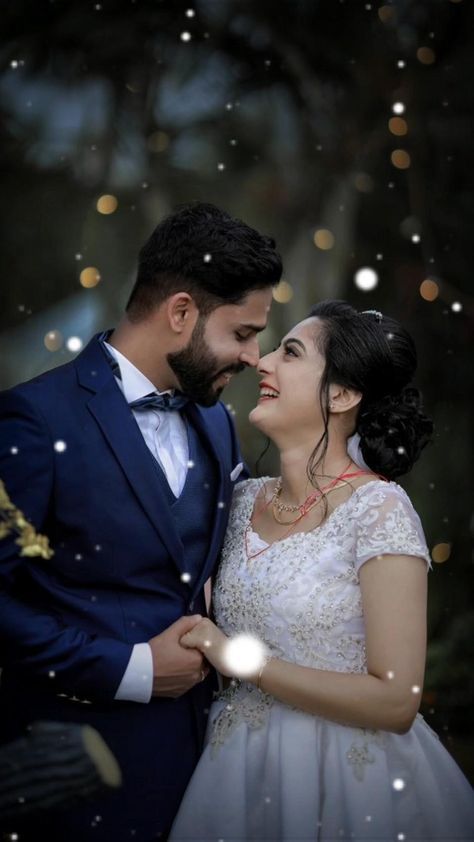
284,345,297,357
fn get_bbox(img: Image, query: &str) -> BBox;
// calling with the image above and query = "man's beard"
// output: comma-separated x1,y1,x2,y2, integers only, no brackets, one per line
167,317,245,407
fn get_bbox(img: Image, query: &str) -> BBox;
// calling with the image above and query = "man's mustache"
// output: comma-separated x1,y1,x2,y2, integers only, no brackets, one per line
214,362,246,379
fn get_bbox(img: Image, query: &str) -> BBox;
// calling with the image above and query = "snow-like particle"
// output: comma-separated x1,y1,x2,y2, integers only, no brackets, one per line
354,267,379,291
222,634,267,678
54,440,67,453
185,8,195,17
387,670,395,679
397,835,406,841
451,301,462,312
48,670,56,678
180,31,192,42
181,572,192,584
392,102,406,115
397,60,406,68
67,336,83,353
217,501,225,509
10,60,19,69
217,162,226,171
74,554,83,561
411,233,421,243
392,778,405,791
411,684,421,694
397,446,406,455
10,447,19,455
203,253,212,263
187,459,195,468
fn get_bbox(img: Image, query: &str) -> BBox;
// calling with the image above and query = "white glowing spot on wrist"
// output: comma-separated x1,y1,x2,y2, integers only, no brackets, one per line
392,778,405,791
222,634,267,678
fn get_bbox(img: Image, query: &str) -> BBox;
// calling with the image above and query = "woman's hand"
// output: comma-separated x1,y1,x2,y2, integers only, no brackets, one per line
180,618,232,677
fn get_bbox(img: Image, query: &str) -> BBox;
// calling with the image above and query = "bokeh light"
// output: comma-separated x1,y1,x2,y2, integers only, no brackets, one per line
354,267,379,291
432,543,451,563
222,634,267,678
391,149,411,169
273,280,294,303
388,117,408,136
392,102,405,115
417,47,436,65
44,330,63,351
313,228,335,250
66,336,83,353
96,194,118,214
419,279,439,301
80,267,101,288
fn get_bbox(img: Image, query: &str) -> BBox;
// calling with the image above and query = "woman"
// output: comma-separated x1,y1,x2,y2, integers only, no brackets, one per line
170,301,474,841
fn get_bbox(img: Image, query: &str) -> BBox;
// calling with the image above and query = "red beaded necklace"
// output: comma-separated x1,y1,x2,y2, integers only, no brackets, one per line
244,465,378,562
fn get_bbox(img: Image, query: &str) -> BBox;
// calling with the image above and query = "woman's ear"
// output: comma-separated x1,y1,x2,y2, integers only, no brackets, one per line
328,384,362,414
165,293,199,335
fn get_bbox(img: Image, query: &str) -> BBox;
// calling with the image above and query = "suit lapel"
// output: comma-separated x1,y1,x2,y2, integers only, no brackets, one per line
75,337,186,572
184,404,230,598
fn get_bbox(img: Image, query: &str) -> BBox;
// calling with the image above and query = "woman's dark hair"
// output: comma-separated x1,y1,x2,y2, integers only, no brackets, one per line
126,202,282,319
307,300,433,481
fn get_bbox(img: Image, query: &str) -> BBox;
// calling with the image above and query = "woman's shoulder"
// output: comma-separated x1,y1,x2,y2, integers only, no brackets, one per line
351,477,416,509
233,476,274,500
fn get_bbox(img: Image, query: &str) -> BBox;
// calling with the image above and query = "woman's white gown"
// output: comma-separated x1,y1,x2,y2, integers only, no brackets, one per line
170,479,474,841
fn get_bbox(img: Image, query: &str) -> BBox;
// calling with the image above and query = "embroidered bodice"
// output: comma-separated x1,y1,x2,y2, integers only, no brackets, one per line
210,478,430,752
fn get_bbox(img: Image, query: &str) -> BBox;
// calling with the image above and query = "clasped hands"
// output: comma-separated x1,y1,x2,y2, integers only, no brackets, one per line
148,615,232,699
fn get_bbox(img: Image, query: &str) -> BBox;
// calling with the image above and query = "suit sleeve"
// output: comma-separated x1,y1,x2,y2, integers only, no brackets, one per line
0,389,133,702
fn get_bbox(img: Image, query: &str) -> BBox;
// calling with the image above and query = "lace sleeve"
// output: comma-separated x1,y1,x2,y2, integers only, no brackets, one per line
353,482,432,573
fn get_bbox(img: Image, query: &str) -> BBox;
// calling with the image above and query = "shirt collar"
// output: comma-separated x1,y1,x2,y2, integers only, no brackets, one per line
104,341,173,403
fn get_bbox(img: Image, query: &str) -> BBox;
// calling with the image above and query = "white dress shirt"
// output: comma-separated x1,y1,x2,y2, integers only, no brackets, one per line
104,341,189,703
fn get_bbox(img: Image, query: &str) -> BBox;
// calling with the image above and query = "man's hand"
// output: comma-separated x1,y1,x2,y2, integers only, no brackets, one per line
148,615,210,698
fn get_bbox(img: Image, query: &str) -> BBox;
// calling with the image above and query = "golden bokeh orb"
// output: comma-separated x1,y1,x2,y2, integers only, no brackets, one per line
96,194,118,215
273,280,294,304
431,543,451,564
80,267,101,288
313,228,335,250
388,117,408,136
391,149,411,169
420,279,439,302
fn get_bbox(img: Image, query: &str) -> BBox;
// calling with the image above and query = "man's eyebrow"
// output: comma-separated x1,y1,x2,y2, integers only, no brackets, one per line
239,323,268,333
282,336,306,351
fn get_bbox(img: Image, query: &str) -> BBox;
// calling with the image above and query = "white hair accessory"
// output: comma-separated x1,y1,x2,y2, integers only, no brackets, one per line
360,309,383,322
347,432,371,471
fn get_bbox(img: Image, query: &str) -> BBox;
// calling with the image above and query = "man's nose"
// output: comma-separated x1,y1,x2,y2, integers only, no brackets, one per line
239,337,260,368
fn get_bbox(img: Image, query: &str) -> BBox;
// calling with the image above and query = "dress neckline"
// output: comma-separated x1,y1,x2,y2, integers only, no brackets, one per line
246,477,390,548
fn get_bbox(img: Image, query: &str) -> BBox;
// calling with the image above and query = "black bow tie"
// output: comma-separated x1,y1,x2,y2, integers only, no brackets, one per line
99,332,188,412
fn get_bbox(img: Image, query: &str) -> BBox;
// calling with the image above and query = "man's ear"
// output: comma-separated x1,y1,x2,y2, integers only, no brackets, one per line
328,384,362,414
165,293,199,335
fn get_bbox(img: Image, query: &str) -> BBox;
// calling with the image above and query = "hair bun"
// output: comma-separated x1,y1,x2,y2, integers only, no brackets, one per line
357,386,433,479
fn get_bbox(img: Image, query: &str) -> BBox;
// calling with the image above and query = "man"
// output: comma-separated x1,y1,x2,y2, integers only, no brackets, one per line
0,202,281,840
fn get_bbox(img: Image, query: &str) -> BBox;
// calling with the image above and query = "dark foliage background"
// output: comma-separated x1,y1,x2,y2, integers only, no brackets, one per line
1,0,473,779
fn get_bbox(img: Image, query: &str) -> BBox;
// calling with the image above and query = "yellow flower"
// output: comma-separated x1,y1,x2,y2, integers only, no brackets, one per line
1,479,54,559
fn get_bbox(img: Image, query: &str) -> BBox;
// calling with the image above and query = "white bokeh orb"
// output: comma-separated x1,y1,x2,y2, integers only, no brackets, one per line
354,267,379,291
222,634,267,678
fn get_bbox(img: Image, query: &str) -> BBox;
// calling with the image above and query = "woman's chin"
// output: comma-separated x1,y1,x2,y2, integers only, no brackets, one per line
248,403,273,433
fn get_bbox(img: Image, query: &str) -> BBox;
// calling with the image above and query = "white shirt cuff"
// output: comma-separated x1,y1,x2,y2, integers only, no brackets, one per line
114,643,153,703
